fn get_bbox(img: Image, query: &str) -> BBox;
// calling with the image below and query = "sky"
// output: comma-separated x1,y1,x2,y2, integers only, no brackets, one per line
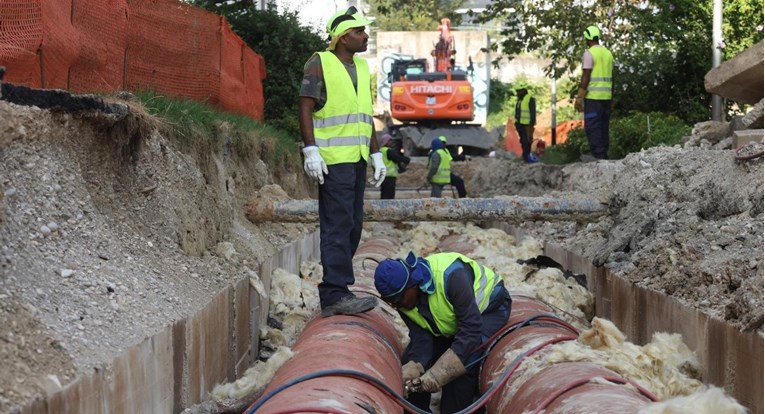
273,0,358,36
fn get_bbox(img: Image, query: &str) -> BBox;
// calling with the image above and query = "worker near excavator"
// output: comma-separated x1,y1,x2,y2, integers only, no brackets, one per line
514,82,539,163
427,136,467,198
574,25,614,160
298,6,385,317
379,133,411,199
373,251,512,412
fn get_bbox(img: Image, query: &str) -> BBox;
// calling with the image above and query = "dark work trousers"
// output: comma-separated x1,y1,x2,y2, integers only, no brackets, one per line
405,298,512,414
584,99,612,159
317,160,367,309
380,176,397,199
515,122,531,162
450,173,467,198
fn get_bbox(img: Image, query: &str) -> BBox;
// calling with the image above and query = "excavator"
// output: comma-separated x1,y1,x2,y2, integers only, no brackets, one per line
385,18,494,156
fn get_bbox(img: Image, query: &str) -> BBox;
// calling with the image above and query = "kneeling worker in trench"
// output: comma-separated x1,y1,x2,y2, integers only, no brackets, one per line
374,251,512,412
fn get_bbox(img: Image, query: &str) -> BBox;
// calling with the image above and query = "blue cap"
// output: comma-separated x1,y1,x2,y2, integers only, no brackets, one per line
374,259,411,297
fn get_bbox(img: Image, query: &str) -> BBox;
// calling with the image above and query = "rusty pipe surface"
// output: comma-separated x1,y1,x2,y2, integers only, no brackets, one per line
246,196,608,223
246,239,404,413
247,305,405,413
247,237,655,413
481,295,657,413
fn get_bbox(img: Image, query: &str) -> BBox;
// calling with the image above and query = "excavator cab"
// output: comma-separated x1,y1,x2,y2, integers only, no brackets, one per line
389,59,474,122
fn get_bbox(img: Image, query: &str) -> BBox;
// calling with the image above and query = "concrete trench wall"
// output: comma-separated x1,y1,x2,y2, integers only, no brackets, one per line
19,225,762,413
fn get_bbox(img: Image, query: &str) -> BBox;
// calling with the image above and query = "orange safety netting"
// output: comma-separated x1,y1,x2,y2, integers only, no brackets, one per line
505,118,583,158
0,0,264,121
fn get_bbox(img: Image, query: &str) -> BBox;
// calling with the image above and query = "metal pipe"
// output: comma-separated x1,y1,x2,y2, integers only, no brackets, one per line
246,197,608,223
249,239,654,413
711,0,723,121
480,295,657,413
246,239,404,413
247,307,405,413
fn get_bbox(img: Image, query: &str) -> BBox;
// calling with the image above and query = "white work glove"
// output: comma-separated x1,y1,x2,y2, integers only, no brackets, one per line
301,145,328,185
369,152,386,188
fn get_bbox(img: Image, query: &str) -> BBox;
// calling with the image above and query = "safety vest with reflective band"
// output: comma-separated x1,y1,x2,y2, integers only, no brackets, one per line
428,149,452,184
516,94,532,125
586,45,614,100
400,253,502,337
382,147,398,178
313,52,374,165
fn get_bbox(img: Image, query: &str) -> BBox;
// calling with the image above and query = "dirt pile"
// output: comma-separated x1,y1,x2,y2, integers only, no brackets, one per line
0,100,312,412
464,147,764,331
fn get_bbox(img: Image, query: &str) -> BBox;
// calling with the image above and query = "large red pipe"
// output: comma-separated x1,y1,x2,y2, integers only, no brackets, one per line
246,238,404,413
248,238,659,413
480,295,658,413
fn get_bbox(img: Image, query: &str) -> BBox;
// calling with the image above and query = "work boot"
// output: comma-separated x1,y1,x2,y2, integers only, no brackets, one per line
321,295,377,317
579,154,598,163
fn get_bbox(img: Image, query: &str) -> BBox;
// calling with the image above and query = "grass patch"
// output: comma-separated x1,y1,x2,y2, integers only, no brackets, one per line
132,90,300,169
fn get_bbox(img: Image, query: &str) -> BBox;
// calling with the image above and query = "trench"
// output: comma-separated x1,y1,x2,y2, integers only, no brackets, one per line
19,224,762,414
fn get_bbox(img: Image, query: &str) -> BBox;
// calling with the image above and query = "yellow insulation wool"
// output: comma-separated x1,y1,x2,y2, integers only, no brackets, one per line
638,386,747,414
544,318,703,399
211,346,294,399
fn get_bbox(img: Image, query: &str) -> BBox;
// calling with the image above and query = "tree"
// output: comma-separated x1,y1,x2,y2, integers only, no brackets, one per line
189,1,326,136
368,0,465,31
476,0,764,123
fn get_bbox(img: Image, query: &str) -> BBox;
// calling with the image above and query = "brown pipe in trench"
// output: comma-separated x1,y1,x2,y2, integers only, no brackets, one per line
480,295,657,413
249,239,658,413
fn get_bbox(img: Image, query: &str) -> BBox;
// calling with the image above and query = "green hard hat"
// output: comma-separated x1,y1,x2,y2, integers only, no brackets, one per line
326,6,372,38
515,82,528,90
583,25,601,40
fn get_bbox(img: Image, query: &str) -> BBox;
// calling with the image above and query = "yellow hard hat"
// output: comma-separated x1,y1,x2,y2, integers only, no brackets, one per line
583,25,601,40
326,6,372,38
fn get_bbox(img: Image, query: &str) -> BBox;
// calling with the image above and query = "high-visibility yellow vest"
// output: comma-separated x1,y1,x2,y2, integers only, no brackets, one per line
313,52,374,165
517,94,532,125
586,45,613,100
400,253,502,337
428,148,452,184
382,147,398,178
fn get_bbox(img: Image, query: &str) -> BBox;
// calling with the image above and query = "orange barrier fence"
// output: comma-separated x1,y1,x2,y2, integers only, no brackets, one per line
0,0,265,120
505,118,584,158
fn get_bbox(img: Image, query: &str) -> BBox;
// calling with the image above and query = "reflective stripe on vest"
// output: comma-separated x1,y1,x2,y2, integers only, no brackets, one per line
517,94,532,125
382,147,398,178
586,45,614,100
428,148,452,184
313,52,374,165
400,252,501,337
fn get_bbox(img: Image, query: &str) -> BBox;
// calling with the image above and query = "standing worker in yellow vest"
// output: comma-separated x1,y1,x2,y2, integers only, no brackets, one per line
379,133,411,199
574,25,614,160
514,82,538,163
426,137,453,197
298,6,386,317
373,251,512,413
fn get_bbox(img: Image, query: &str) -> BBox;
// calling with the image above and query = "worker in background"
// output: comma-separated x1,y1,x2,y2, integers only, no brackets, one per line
373,251,512,413
379,133,411,199
437,135,468,198
298,6,385,317
574,25,614,160
426,137,452,198
514,82,539,163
